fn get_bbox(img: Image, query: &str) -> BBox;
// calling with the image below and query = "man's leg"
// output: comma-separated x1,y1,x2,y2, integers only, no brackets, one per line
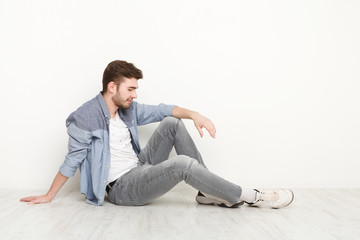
108,155,242,206
138,116,206,168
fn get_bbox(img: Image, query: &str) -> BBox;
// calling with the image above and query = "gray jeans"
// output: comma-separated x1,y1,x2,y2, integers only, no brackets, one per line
107,117,242,206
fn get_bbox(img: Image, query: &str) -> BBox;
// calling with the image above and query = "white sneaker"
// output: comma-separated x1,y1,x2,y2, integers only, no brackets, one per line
248,189,294,209
196,192,244,208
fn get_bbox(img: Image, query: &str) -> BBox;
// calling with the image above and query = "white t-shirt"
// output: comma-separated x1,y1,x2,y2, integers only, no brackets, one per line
107,112,139,183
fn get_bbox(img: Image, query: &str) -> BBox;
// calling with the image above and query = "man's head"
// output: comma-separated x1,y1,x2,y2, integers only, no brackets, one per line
102,60,143,93
102,60,143,109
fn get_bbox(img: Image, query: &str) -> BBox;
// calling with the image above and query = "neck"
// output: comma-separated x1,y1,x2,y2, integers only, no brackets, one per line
102,92,118,118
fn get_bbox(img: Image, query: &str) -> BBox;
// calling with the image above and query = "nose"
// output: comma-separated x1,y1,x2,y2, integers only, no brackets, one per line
132,90,137,99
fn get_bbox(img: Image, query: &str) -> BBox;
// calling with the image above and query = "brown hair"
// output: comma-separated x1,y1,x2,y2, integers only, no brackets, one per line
102,60,143,93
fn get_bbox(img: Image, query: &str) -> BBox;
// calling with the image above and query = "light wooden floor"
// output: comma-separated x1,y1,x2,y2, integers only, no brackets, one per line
1,184,359,240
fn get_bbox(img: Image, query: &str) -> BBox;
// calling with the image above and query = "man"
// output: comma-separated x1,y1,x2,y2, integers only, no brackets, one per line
21,60,294,208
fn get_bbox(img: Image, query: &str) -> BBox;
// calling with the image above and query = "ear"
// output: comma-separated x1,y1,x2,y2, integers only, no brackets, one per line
107,81,117,94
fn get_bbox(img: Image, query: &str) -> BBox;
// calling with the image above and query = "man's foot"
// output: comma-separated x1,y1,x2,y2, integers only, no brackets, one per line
195,191,244,208
247,189,294,209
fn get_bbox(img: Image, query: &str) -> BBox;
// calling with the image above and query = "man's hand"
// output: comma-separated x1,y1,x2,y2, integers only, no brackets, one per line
20,171,68,205
20,194,52,205
172,106,217,138
192,112,216,138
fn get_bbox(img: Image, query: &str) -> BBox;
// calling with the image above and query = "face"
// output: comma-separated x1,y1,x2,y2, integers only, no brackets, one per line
111,77,138,109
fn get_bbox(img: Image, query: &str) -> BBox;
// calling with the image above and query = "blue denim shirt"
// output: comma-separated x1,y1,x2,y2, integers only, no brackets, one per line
59,92,175,206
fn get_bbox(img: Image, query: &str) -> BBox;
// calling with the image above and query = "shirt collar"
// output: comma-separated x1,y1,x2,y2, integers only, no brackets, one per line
96,91,111,120
96,91,134,127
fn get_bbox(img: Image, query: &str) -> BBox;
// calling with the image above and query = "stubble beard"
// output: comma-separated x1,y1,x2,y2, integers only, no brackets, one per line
112,92,130,109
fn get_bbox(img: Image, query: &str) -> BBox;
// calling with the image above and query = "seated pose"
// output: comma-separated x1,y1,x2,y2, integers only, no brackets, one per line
21,60,294,209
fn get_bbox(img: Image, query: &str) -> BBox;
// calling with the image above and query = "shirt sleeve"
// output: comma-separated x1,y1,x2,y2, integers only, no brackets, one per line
134,102,176,126
59,122,92,177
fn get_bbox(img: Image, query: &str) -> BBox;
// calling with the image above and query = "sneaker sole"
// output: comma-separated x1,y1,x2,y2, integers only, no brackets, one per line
196,194,244,208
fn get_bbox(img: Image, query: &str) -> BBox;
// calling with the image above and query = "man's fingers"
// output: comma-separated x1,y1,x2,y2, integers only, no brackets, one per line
211,128,216,138
194,117,216,138
196,126,204,138
208,129,216,138
204,124,216,138
28,198,45,205
20,196,35,202
207,125,216,138
209,130,216,138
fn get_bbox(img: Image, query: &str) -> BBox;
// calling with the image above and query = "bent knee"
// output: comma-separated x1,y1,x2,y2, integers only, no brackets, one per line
160,116,183,130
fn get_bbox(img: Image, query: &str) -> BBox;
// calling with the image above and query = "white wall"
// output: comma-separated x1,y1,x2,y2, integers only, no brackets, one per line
1,0,359,191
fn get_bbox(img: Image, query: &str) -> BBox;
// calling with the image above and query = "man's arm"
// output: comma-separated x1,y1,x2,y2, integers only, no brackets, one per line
172,106,216,138
20,171,68,205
